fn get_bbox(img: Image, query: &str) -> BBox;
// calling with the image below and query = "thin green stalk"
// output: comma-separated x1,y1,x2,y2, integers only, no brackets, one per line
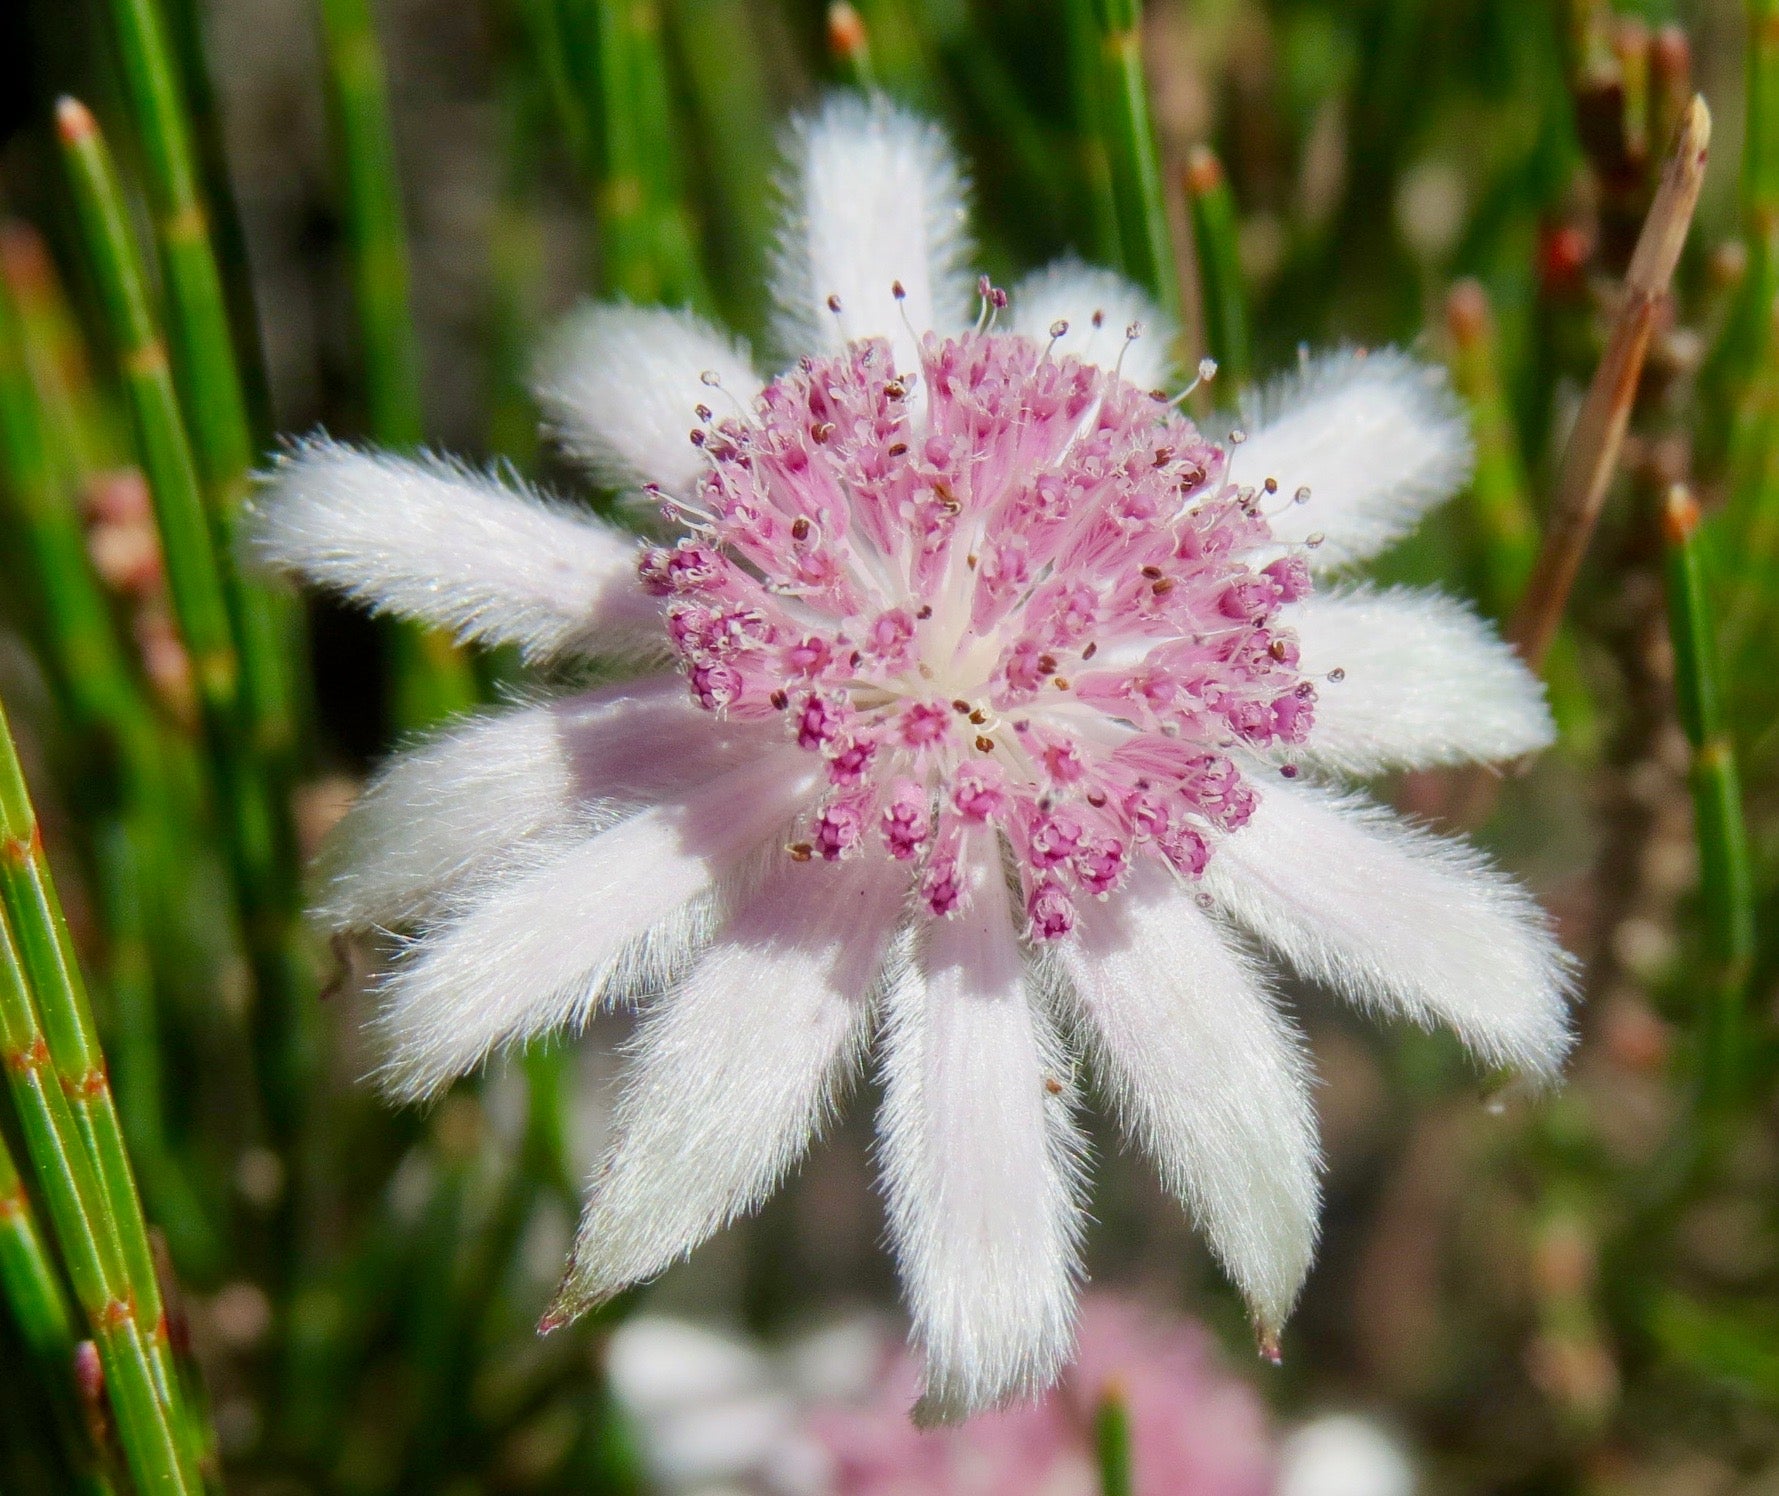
563,0,710,306
314,0,479,731
1065,0,1121,267
0,1131,114,1494
1713,0,1779,469
57,99,315,1152
0,695,176,1368
1184,146,1249,387
1080,0,1181,321
1093,1385,1133,1496
827,4,878,89
615,1,712,309
1661,485,1756,1116
99,0,302,776
0,903,198,1494
0,230,226,1280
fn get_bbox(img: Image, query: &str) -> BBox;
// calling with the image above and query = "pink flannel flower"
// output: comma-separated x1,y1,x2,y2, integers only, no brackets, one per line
247,96,1572,1423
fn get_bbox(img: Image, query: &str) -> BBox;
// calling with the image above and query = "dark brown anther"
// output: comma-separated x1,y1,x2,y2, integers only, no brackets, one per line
885,382,907,402
1141,564,1163,578
965,554,977,569
1153,447,1173,467
1043,1076,1064,1095
1052,677,1071,690
788,842,814,862
1151,577,1174,596
689,429,706,447
1269,639,1290,661
1263,477,1278,494
811,421,835,444
974,735,995,753
1081,641,1098,660
968,708,987,725
887,441,908,457
951,699,972,714
791,517,812,541
1086,790,1107,808
827,293,843,313
916,604,933,620
770,689,789,710
892,279,906,300
1037,654,1057,675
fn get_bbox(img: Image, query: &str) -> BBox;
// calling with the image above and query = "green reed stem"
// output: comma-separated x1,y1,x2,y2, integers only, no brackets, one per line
100,0,303,843
0,1129,115,1494
315,0,480,731
1184,146,1249,386
1093,1384,1133,1496
0,856,198,1492
1661,485,1756,1117
1065,0,1121,266
316,0,425,449
1081,0,1181,321
57,99,315,1152
827,4,878,89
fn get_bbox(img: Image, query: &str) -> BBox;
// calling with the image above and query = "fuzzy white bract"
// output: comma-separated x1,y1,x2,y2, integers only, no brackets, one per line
247,95,1572,1425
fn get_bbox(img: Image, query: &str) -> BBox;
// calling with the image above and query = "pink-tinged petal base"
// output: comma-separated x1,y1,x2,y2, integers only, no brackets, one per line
877,844,1086,1425
374,751,819,1101
1060,865,1320,1336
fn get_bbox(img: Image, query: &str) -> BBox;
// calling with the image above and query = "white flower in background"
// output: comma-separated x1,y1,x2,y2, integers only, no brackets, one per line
247,95,1572,1423
1277,1414,1417,1496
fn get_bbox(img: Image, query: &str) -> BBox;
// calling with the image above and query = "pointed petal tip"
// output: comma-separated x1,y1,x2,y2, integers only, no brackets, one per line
1257,1325,1284,1366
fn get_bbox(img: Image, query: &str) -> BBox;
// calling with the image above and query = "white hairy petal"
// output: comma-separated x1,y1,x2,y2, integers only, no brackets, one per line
316,679,767,931
1202,782,1574,1077
374,752,819,1101
552,854,903,1318
535,303,760,496
1010,259,1177,392
1230,350,1473,571
247,439,658,659
1059,867,1320,1336
770,94,972,375
878,844,1084,1425
1287,586,1555,775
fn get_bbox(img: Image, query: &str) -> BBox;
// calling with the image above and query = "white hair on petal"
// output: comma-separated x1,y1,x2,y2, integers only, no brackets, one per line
1009,258,1178,391
1057,866,1320,1338
315,678,769,931
1203,781,1576,1078
876,844,1085,1426
1283,585,1555,776
372,752,820,1102
769,93,974,374
1230,349,1474,572
244,438,662,661
535,303,761,497
550,854,905,1321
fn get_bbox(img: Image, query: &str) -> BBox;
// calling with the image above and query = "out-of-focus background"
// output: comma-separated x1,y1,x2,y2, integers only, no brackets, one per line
0,0,1775,1491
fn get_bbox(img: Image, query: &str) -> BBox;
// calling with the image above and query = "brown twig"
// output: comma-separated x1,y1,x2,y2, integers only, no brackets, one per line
1508,95,1711,673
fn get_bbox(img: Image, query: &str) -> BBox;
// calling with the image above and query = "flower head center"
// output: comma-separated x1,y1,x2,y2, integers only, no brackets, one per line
640,328,1315,938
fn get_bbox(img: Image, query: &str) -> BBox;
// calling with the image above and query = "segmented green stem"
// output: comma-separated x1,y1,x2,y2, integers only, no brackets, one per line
99,0,301,772
0,266,223,1281
1661,486,1756,1115
0,835,198,1492
1093,1384,1133,1496
315,0,479,730
56,99,315,1150
1080,0,1181,321
1184,146,1250,387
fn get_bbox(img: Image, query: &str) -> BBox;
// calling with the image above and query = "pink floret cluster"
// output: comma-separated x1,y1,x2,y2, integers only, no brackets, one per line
641,323,1315,940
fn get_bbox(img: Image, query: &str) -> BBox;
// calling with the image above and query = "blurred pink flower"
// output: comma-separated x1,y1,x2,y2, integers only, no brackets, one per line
803,1296,1274,1495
